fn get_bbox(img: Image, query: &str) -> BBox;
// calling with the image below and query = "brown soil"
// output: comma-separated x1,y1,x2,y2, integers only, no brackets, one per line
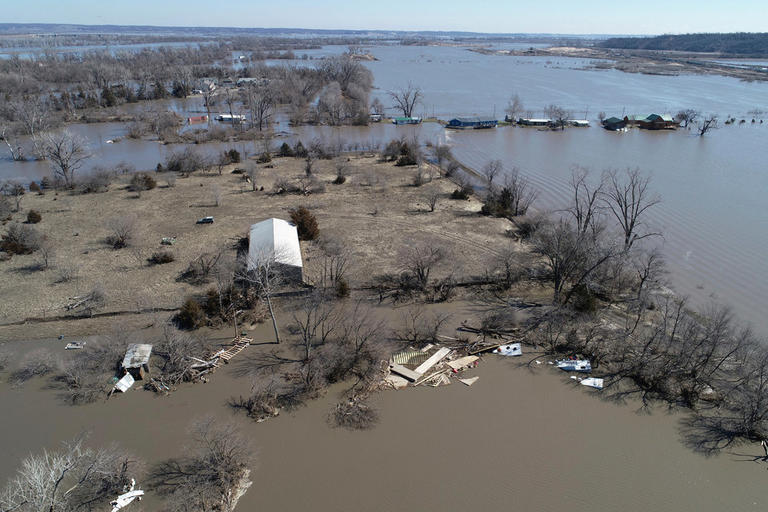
0,155,518,337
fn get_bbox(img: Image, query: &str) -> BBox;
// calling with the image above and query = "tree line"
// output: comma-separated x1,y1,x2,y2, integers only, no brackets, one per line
600,32,768,57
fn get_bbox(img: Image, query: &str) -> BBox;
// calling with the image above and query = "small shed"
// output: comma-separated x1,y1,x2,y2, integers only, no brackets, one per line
248,218,303,282
121,344,153,380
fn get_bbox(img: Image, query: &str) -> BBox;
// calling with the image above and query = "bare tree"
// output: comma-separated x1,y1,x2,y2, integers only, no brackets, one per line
240,248,288,344
430,143,453,169
388,82,422,118
400,245,445,290
697,115,718,136
484,167,537,218
505,94,523,121
675,109,699,128
246,164,259,192
426,190,440,212
43,131,90,189
211,184,223,207
243,82,274,131
313,237,351,290
10,97,51,158
0,181,25,212
370,97,385,116
565,166,605,237
292,291,339,361
602,168,661,250
1,126,24,161
0,436,140,512
532,218,617,304
545,104,570,130
149,417,252,512
482,159,503,187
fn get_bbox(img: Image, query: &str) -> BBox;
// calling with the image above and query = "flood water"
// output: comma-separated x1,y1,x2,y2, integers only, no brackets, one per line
1,334,765,511
1,44,767,333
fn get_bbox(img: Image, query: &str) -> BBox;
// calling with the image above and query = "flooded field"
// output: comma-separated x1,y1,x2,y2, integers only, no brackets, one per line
1,334,765,511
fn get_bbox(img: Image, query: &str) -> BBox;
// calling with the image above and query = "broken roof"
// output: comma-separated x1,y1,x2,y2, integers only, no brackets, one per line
122,344,153,369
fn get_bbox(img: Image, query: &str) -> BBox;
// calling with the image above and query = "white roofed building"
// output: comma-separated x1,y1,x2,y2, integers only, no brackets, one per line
247,218,303,281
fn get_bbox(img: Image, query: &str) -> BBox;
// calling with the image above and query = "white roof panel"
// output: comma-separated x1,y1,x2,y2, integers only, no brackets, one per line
248,218,303,271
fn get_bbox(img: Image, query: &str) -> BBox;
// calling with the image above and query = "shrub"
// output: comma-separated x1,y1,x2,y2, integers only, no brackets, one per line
278,142,295,157
293,141,308,158
335,278,350,298
331,399,379,430
256,152,272,164
105,216,136,249
129,172,157,192
1,223,41,254
290,207,319,241
165,148,206,176
28,181,41,193
175,298,206,329
227,149,241,163
39,177,52,190
26,210,41,224
450,185,472,200
149,251,175,265
78,168,114,194
0,197,12,221
332,174,347,185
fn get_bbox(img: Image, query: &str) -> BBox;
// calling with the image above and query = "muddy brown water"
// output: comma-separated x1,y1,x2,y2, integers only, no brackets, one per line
1,334,765,511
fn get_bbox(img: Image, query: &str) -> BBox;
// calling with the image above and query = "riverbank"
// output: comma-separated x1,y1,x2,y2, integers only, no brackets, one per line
472,46,768,82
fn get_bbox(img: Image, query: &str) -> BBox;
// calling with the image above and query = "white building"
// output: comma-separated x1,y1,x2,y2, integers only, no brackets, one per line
247,218,303,281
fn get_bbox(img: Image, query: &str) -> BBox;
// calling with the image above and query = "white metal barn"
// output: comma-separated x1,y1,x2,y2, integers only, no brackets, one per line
247,218,303,281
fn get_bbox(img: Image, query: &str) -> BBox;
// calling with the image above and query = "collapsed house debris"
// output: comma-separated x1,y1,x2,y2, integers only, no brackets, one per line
386,344,480,389
121,344,153,380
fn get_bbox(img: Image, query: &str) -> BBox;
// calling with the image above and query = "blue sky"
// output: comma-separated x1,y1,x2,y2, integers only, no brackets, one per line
5,0,768,34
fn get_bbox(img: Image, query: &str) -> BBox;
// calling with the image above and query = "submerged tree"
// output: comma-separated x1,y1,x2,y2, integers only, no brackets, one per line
388,82,422,118
602,168,661,251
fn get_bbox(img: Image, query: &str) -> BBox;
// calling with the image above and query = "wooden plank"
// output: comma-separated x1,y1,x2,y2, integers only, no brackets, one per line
390,364,421,382
413,347,451,374
447,355,479,370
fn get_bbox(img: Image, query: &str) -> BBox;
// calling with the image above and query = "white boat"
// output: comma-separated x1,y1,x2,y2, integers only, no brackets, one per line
65,341,86,350
556,359,592,372
580,377,604,390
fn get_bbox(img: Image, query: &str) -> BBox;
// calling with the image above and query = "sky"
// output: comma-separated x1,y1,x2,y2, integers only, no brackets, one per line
4,0,768,35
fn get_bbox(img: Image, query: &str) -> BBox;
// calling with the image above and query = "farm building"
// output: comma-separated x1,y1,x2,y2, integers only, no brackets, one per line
518,118,551,126
623,114,679,129
567,119,590,127
247,218,303,282
446,117,498,129
392,117,422,125
121,344,153,380
602,117,627,131
216,113,246,123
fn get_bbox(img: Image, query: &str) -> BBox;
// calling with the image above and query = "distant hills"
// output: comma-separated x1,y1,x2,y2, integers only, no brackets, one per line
600,33,768,56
